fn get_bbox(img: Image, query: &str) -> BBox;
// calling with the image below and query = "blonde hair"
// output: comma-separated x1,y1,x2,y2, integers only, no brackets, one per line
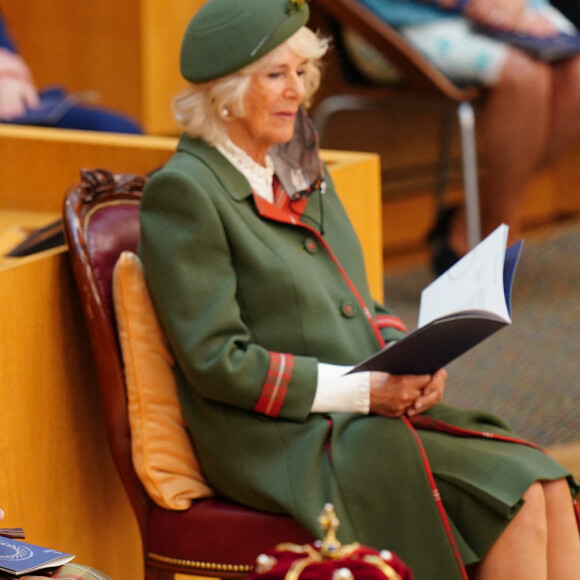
172,26,328,146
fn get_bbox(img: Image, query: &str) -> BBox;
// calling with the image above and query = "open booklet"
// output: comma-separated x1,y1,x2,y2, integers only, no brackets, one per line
0,536,74,576
350,224,523,375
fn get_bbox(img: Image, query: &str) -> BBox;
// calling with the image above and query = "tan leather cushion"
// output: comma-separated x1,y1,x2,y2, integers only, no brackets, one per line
112,251,214,510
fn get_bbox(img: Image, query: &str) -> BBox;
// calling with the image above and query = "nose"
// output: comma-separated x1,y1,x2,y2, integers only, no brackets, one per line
285,71,306,101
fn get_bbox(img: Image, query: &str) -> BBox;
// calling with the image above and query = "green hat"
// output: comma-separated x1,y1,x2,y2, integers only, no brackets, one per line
180,0,310,83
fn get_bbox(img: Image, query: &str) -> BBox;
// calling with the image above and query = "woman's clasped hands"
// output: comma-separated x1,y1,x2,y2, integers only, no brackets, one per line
369,368,447,418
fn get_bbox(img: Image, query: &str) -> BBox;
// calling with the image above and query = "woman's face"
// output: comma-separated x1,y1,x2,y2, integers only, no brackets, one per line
227,43,308,164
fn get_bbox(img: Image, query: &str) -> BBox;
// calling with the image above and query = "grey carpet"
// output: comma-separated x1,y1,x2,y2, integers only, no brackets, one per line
383,219,580,448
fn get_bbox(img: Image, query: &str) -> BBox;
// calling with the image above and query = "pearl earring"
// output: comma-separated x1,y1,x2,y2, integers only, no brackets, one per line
221,107,230,119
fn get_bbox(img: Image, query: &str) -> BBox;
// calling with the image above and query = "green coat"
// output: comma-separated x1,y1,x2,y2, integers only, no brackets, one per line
139,135,572,580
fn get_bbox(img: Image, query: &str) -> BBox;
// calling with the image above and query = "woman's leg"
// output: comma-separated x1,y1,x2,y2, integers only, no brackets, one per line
448,49,551,256
468,478,580,579
538,55,580,168
543,478,580,578
470,482,548,580
449,52,580,258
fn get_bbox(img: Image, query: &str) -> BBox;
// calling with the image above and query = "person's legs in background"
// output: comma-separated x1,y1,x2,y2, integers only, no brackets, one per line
539,54,580,167
446,49,580,259
449,49,551,257
399,15,580,271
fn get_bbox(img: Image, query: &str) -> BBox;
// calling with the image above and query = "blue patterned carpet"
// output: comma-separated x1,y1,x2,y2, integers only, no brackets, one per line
383,220,580,448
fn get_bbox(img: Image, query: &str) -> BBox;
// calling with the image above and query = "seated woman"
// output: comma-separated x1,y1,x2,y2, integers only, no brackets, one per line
0,10,141,133
343,0,580,274
138,1,580,578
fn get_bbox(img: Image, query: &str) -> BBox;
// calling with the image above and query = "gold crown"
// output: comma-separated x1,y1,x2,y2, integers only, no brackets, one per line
253,504,404,580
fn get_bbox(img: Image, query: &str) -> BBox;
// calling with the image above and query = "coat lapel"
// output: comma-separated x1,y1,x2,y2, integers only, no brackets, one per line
177,133,323,230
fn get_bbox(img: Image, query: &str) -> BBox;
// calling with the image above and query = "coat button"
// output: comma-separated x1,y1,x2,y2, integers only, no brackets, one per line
304,237,318,254
340,301,357,318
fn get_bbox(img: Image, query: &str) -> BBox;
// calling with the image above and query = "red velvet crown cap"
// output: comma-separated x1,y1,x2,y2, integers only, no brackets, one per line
248,505,413,580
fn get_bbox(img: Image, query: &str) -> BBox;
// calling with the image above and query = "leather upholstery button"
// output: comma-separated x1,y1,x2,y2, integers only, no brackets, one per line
340,301,357,318
304,237,318,254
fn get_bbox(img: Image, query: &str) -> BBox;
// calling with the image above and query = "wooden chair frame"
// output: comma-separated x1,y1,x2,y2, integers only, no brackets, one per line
63,169,313,580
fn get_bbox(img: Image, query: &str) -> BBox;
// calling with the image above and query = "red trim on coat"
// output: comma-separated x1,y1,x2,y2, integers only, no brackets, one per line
251,190,580,562
273,177,293,209
316,233,386,347
403,416,469,579
254,352,294,417
408,415,543,450
252,192,386,349
408,415,580,537
253,192,308,225
376,314,408,334
229,179,580,578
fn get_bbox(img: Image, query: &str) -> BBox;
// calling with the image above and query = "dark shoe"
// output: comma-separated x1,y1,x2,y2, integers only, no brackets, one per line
428,206,462,277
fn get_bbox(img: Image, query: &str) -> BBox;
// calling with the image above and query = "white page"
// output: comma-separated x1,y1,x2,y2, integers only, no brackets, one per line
418,224,511,328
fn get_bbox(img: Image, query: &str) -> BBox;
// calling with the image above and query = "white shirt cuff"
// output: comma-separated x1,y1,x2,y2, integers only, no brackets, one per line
311,363,370,414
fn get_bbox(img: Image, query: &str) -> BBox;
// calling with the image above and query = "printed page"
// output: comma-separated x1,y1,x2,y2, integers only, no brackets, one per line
418,224,511,328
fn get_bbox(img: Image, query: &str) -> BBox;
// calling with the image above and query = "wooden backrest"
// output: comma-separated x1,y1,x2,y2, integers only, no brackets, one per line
312,0,480,101
62,168,152,542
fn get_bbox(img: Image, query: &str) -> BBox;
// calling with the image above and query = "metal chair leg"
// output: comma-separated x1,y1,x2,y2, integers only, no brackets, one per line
457,102,481,248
